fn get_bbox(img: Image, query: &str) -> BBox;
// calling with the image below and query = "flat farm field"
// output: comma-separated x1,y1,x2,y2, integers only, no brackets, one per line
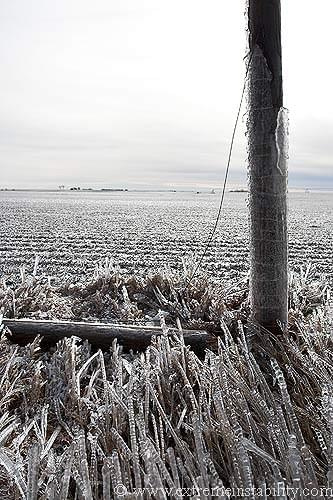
0,190,332,284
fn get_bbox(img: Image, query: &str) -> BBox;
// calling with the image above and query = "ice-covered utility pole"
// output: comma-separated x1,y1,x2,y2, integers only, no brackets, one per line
247,0,288,332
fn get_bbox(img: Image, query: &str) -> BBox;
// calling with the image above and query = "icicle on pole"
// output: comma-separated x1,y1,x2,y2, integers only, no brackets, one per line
247,0,288,332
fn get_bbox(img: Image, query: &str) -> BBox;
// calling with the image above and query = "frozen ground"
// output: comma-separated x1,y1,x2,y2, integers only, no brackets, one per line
0,190,332,285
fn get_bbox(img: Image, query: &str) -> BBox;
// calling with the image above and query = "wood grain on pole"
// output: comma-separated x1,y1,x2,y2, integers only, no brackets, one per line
247,0,288,332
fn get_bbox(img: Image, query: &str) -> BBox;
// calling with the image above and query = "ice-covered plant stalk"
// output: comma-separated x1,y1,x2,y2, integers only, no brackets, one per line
247,0,288,332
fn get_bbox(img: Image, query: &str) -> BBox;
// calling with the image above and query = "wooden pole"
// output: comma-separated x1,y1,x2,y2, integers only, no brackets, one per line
2,318,210,350
247,0,288,332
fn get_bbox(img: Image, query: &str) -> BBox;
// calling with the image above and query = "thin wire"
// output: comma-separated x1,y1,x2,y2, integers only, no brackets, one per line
185,48,255,290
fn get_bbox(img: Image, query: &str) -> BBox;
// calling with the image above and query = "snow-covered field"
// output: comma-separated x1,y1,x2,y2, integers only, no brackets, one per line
0,190,332,284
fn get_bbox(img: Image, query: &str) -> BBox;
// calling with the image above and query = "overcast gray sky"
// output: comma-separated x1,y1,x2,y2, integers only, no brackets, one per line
1,0,332,189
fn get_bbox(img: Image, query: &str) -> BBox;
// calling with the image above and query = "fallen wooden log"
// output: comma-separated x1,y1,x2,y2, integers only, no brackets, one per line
2,318,211,350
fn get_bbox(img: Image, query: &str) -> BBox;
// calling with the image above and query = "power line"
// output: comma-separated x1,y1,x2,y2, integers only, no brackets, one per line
185,48,255,290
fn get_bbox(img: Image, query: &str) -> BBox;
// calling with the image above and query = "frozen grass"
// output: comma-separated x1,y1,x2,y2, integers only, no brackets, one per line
0,257,248,331
0,261,331,498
